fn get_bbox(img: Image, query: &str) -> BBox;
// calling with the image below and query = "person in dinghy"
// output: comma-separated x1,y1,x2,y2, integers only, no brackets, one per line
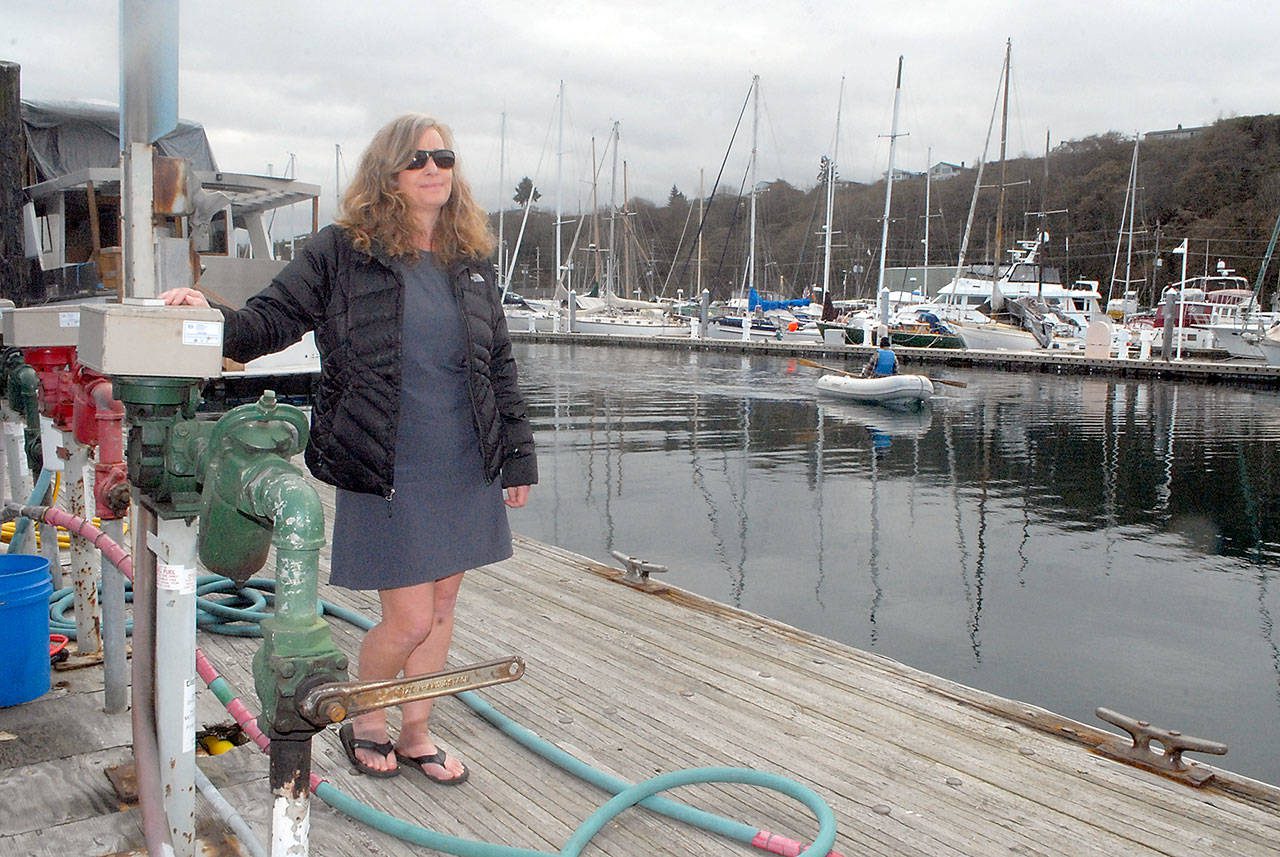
863,337,899,378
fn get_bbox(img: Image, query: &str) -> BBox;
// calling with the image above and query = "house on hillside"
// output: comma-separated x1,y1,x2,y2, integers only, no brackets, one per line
928,161,965,181
1144,124,1207,142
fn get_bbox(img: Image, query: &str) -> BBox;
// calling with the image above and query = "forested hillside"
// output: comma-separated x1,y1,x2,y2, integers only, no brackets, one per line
493,115,1280,308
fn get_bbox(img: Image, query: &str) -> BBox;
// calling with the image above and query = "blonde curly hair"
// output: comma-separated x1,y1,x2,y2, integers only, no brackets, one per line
335,114,495,265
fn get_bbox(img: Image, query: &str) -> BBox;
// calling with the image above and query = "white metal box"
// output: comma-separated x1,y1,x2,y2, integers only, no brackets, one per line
77,303,225,378
3,304,83,347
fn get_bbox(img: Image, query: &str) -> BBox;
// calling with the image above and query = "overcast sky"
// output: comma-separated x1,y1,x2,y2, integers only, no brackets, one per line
6,1,1278,237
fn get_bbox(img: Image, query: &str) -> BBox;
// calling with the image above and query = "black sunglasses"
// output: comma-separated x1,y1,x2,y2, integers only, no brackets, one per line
403,148,456,171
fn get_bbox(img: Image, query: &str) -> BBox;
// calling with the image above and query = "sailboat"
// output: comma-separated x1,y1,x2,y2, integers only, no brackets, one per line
811,58,937,407
707,76,821,343
906,41,1071,352
569,123,690,337
816,72,967,351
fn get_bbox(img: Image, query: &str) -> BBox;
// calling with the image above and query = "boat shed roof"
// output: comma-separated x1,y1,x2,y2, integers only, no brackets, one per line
21,99,219,181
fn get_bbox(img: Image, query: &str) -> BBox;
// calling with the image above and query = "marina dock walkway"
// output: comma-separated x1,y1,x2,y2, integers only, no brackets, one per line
1,476,1277,856
508,330,1280,387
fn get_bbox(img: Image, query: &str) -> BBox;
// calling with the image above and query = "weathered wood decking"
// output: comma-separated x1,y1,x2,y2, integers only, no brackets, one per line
1,476,1277,855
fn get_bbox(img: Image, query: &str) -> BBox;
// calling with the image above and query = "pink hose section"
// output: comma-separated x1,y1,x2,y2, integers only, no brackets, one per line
35,505,329,791
753,830,846,857
39,505,837,850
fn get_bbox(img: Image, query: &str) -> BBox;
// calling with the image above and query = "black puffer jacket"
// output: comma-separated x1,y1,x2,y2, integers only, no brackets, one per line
216,224,537,498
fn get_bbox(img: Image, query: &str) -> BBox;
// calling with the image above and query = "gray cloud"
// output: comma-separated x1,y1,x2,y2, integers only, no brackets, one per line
6,0,1276,241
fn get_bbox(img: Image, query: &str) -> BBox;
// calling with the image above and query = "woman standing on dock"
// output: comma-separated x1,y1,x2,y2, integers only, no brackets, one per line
162,114,537,783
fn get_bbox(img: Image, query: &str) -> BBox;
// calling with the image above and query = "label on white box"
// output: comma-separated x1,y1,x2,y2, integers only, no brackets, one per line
182,319,223,346
58,312,79,328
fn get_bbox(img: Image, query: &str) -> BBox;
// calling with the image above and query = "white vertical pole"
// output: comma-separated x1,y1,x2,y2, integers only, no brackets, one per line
149,516,198,856
877,57,905,304
555,81,564,291
65,439,101,654
1176,239,1189,360
101,517,129,713
744,75,759,343
497,112,506,289
923,146,932,284
822,77,843,301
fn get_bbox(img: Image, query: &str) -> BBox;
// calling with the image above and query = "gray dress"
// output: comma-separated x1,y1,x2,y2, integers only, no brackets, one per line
328,253,511,590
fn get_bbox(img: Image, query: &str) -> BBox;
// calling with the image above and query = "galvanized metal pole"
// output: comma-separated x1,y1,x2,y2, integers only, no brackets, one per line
120,4,189,853
877,57,905,327
101,517,129,713
65,439,102,654
744,75,758,342
822,78,843,301
150,513,198,855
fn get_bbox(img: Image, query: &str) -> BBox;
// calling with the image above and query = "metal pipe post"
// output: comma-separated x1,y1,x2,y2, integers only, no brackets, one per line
101,516,128,713
65,438,101,653
2,416,32,523
148,512,198,857
269,737,312,857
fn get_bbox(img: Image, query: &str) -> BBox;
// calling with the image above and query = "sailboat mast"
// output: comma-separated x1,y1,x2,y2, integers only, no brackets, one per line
923,145,932,275
955,59,1003,273
992,38,1011,274
608,121,619,296
697,168,704,295
876,56,905,298
590,135,601,288
497,111,506,290
748,74,759,296
1109,136,1139,305
1038,128,1048,297
822,76,844,301
1122,135,1139,298
623,160,632,298
554,80,564,288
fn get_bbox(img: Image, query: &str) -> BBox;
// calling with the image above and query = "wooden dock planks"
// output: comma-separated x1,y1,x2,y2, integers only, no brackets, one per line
1,475,1277,856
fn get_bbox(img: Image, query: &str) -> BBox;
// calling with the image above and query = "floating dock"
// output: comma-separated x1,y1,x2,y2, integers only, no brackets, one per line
510,331,1280,387
1,477,1277,856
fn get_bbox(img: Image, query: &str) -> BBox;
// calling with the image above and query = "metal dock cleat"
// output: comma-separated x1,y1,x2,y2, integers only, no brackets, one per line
610,549,669,585
1094,707,1227,786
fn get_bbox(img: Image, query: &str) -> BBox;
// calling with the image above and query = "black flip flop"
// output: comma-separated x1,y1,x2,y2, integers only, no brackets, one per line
395,747,470,786
339,723,400,778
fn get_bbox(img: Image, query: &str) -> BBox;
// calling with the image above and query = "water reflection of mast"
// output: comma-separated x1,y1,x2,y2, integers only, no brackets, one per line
970,411,989,664
726,392,750,605
1155,386,1178,517
688,395,734,587
602,396,617,553
814,404,827,609
1237,445,1280,706
867,425,883,644
1102,383,1121,573
550,383,567,546
942,415,974,654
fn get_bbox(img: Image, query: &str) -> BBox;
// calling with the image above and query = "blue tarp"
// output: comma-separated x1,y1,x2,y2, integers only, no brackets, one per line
747,288,810,312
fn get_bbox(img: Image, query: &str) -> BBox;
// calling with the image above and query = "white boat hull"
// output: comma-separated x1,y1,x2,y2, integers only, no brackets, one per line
815,373,934,406
953,321,1041,351
571,315,690,337
504,308,560,333
706,316,822,342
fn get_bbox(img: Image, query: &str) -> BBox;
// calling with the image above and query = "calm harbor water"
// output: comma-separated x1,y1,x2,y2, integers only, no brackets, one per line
508,341,1280,786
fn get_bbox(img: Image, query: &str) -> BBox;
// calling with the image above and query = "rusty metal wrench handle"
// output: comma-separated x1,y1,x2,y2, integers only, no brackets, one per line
298,656,525,725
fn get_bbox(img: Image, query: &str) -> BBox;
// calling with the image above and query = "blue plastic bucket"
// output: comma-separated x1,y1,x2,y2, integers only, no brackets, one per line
0,554,53,707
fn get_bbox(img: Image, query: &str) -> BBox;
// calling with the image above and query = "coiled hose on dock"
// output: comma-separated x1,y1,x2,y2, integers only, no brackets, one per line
28,505,841,857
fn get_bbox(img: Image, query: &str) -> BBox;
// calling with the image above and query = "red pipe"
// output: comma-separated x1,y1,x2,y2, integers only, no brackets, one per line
71,367,128,519
23,346,76,429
